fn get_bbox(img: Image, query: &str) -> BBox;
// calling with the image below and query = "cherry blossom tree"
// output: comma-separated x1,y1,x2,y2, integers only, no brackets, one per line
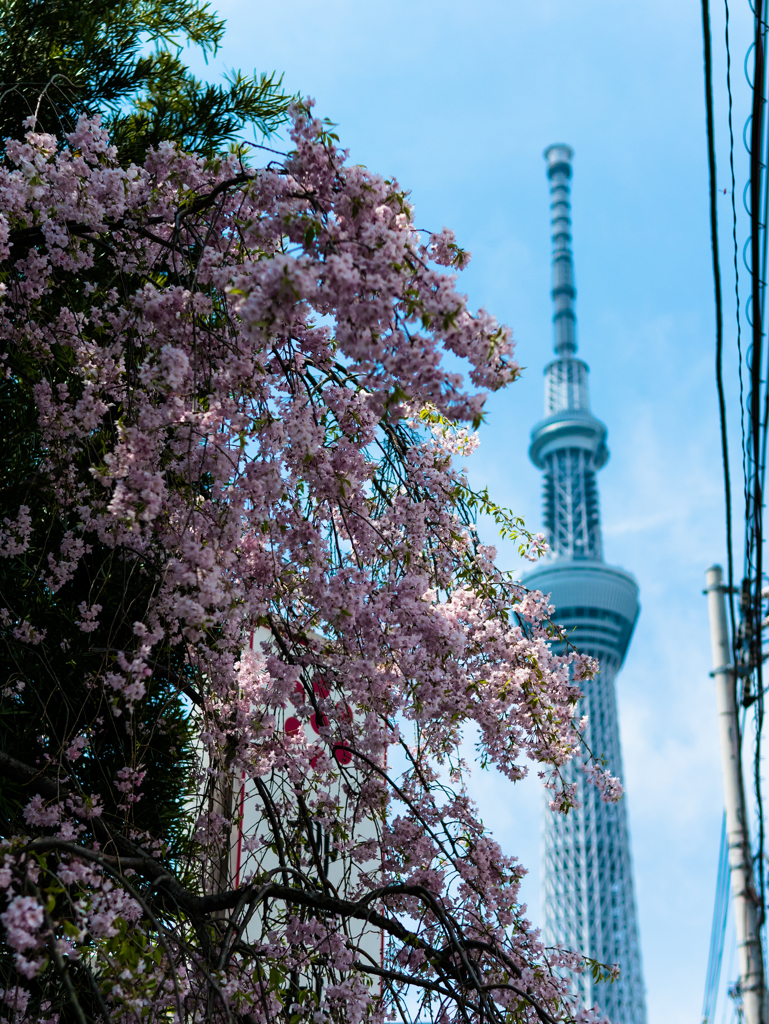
0,102,621,1024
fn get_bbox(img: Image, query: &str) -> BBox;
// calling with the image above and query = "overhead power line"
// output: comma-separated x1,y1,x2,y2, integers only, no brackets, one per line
703,0,738,645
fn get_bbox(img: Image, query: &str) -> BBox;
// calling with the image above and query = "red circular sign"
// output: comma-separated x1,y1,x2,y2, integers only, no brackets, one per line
312,674,330,698
333,744,352,766
310,713,329,734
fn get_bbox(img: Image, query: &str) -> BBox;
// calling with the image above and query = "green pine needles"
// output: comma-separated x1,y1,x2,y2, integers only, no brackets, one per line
0,0,291,159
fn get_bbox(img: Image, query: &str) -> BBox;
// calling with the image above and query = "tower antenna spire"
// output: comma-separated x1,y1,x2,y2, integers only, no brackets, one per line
545,144,577,357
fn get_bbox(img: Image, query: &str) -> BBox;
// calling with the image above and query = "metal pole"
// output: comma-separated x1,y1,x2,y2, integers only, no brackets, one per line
706,565,767,1024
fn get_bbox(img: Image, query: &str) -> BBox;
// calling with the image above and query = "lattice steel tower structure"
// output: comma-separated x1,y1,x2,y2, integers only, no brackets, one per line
524,145,646,1024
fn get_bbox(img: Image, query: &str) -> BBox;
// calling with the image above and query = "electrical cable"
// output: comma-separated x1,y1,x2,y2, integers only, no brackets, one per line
748,3,764,661
702,0,737,649
725,0,749,641
751,0,768,933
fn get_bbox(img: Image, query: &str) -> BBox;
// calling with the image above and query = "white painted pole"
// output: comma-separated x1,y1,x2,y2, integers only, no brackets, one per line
706,565,767,1024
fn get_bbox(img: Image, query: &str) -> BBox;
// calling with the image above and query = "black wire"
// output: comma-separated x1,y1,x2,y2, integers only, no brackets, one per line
703,0,737,648
761,0,769,523
760,49,769,501
750,3,764,610
751,0,767,933
726,0,748,660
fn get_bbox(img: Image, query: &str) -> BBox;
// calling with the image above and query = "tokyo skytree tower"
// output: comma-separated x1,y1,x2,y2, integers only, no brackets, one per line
524,145,646,1024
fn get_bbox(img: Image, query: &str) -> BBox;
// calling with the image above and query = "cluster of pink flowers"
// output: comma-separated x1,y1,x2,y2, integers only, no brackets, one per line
0,505,31,558
113,765,147,810
0,897,44,978
583,762,625,803
0,103,620,1023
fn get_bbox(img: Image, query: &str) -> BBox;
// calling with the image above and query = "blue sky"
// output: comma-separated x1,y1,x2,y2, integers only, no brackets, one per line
186,1,757,1020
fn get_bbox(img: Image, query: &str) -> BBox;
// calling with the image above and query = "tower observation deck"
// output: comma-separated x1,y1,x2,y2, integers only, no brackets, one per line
524,145,646,1024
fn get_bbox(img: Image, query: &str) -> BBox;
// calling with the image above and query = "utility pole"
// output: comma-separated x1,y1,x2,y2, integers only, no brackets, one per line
706,565,768,1024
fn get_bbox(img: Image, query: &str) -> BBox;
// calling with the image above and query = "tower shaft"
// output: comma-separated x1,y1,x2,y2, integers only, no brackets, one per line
524,145,646,1024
